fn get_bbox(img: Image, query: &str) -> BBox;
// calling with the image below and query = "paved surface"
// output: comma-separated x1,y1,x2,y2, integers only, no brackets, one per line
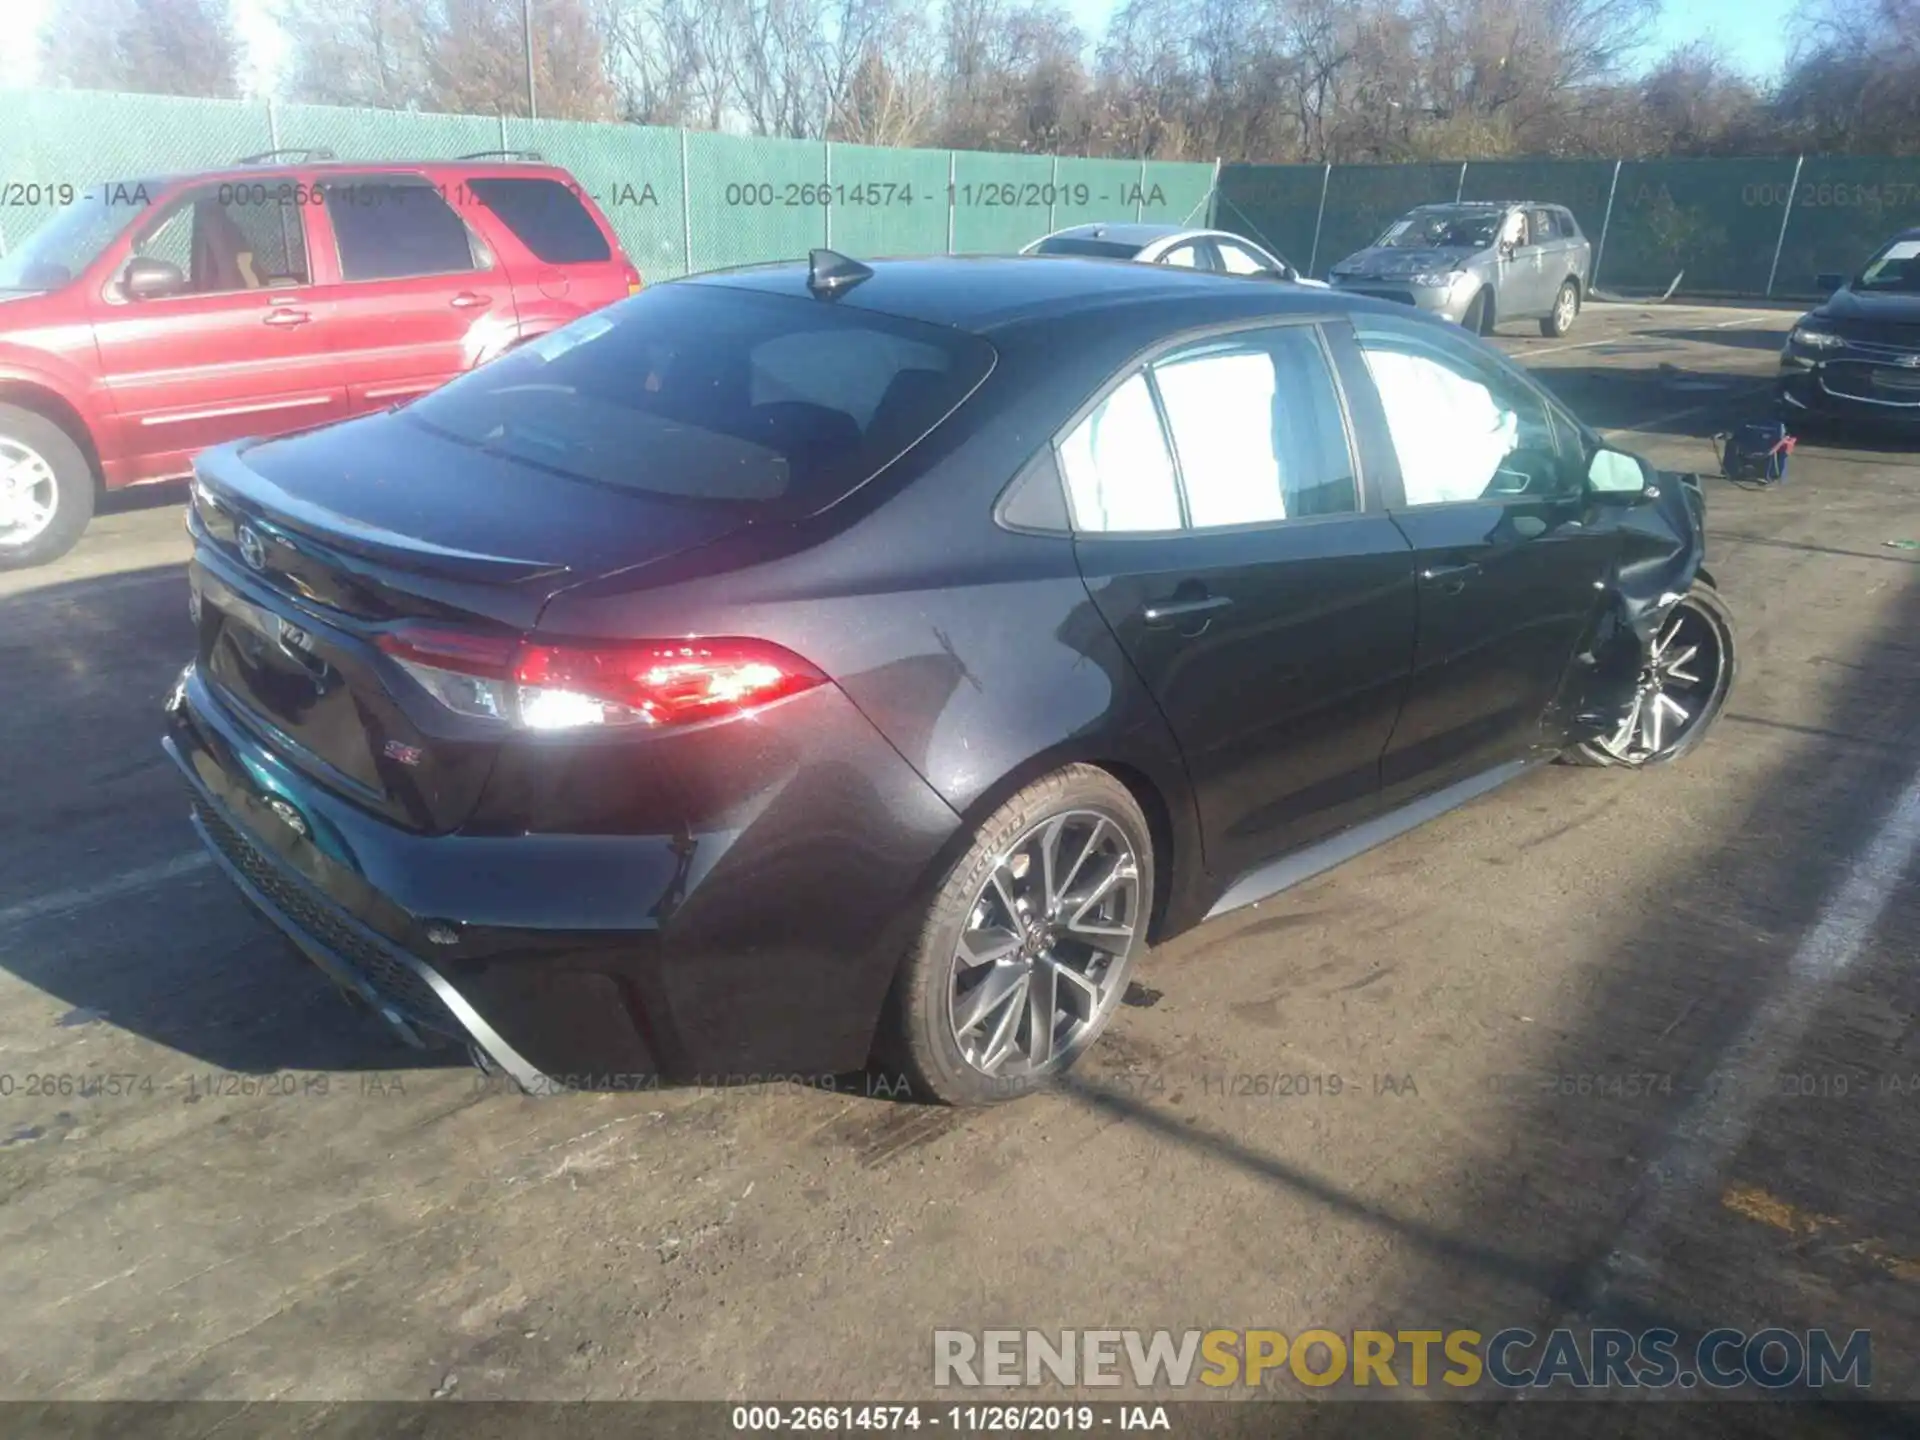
2,303,1918,1417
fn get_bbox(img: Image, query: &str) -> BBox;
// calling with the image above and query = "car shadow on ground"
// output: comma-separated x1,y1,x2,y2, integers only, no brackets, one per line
96,478,189,519
1528,363,1777,442
1640,327,1795,353
1055,566,1920,1429
0,562,445,1077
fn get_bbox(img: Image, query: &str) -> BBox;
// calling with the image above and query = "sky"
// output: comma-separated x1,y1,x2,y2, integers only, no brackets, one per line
0,0,1802,99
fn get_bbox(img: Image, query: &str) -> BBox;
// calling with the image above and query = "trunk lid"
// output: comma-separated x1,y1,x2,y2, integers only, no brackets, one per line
189,416,755,833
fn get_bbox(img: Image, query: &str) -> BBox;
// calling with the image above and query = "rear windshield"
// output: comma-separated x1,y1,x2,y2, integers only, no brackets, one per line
1031,237,1143,259
405,282,995,507
467,177,612,264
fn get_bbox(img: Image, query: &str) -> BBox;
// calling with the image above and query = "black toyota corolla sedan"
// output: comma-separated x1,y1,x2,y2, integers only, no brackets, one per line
163,251,1734,1105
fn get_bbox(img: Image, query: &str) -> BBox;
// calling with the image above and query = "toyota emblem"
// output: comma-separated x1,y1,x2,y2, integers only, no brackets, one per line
237,525,267,572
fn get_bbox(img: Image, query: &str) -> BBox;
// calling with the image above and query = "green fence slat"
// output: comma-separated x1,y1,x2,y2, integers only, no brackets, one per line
0,89,272,251
1214,163,1326,275
1599,158,1801,296
684,131,825,274
949,150,1055,253
1313,164,1464,279
1771,156,1920,300
1214,163,1322,272
1050,157,1148,231
503,117,684,279
822,143,949,260
1142,160,1215,226
273,102,502,161
1459,160,1619,247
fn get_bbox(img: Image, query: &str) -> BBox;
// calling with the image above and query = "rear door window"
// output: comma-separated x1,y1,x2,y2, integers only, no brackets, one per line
1150,326,1357,525
1058,374,1183,532
325,180,479,281
466,177,611,264
403,282,994,509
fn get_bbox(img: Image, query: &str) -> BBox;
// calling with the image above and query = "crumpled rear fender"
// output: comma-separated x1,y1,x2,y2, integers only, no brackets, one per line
1550,471,1710,742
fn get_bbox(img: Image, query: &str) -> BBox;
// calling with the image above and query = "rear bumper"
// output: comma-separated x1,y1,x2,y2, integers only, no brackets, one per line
164,663,963,1089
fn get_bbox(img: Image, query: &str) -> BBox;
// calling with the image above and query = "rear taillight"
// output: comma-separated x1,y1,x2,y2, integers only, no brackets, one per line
375,628,824,731
624,264,643,296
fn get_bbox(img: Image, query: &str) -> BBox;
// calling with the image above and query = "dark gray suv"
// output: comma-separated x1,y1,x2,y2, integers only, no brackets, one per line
1327,201,1592,338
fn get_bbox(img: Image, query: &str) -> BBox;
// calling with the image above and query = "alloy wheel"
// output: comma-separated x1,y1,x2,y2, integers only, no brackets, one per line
0,436,59,549
1593,597,1725,764
1554,284,1577,332
947,809,1142,1079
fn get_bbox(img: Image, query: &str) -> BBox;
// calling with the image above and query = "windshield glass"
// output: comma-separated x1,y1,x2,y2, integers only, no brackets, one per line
405,282,995,508
1856,239,1920,293
0,180,162,292
1375,208,1503,250
1031,237,1144,259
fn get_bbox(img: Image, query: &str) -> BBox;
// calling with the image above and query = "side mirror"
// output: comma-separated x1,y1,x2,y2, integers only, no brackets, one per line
1815,272,1846,295
122,256,186,301
1587,447,1655,504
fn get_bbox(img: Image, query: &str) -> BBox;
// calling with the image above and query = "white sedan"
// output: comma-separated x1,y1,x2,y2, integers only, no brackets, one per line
1021,223,1329,286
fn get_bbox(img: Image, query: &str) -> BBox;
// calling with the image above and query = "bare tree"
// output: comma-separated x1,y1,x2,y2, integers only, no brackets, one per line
828,0,940,145
1775,0,1920,154
943,0,1089,152
280,0,613,118
597,0,735,127
262,0,1920,159
43,0,242,98
277,0,436,107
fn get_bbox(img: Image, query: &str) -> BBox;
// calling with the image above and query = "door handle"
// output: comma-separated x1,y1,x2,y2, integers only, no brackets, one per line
1419,561,1481,594
450,292,492,309
262,308,310,327
1142,593,1234,627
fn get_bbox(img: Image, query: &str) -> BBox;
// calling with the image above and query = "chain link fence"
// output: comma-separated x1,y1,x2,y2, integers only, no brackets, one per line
1217,154,1920,301
0,88,1214,276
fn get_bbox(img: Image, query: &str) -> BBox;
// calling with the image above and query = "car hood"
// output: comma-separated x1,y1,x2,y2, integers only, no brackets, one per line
1812,286,1920,342
1332,246,1479,278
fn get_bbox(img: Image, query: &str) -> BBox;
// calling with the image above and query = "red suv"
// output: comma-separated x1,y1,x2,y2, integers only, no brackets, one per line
0,149,639,568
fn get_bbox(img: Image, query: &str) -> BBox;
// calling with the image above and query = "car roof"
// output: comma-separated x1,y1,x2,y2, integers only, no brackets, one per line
687,254,1364,333
1410,199,1564,211
102,159,581,191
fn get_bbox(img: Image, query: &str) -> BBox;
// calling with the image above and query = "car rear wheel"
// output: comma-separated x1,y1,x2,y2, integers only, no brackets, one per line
0,403,95,570
1540,279,1580,338
878,764,1153,1106
1569,580,1736,768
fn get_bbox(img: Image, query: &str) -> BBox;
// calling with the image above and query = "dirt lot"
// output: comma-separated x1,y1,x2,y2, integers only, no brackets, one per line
2,302,1918,1423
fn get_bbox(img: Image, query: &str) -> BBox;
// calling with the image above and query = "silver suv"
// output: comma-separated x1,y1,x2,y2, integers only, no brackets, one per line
1327,202,1592,337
